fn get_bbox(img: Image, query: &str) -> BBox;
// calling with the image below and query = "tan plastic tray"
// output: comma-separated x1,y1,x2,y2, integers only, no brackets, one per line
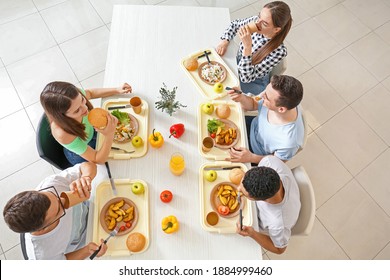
96,98,149,159
92,179,149,256
197,100,246,160
181,48,239,99
199,162,252,233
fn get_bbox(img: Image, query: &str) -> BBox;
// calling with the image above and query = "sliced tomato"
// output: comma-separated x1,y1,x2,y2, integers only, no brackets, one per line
125,222,132,228
119,225,126,232
218,205,230,216
160,190,173,203
210,133,216,138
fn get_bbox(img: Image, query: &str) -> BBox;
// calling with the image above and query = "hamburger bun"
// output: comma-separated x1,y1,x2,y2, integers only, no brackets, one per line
229,168,245,185
184,57,198,71
126,232,146,252
215,104,231,119
88,108,108,129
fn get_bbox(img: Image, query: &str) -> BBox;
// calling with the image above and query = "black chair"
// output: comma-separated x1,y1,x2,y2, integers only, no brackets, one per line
36,114,72,170
20,233,28,260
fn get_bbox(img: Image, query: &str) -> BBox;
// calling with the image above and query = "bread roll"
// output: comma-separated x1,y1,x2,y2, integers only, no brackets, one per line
126,232,146,252
215,104,231,119
229,168,245,185
184,57,198,71
88,108,108,129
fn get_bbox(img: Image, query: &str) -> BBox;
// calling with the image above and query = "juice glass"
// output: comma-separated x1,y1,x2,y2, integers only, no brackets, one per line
170,152,185,176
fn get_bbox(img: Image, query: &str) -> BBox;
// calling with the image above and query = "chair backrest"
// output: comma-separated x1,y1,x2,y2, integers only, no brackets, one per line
36,114,72,170
270,57,287,77
20,233,28,260
291,165,315,236
296,108,308,154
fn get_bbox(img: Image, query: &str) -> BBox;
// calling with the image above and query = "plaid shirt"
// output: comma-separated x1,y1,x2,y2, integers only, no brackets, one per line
220,15,287,82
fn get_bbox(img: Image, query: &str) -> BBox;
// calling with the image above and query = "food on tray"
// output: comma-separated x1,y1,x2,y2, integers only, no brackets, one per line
88,108,108,129
111,109,138,143
201,63,225,83
210,183,241,217
100,198,137,236
213,82,224,93
162,215,179,234
183,57,198,71
126,232,146,252
206,211,219,226
229,168,245,185
131,181,145,195
148,129,164,148
202,103,214,115
207,119,224,134
207,119,239,149
215,126,237,146
215,104,231,119
131,136,143,147
205,170,217,182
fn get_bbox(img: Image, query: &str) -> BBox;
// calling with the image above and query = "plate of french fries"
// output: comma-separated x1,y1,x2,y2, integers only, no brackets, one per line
210,182,244,218
210,119,240,149
99,197,138,236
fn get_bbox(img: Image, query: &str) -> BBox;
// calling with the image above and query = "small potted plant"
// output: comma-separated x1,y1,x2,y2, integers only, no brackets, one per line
155,83,186,116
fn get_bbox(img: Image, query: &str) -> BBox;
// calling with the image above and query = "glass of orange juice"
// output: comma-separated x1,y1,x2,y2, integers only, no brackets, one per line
170,152,185,176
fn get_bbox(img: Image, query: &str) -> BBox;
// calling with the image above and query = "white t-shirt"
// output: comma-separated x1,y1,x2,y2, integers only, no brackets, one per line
25,164,89,260
250,100,304,161
255,156,301,248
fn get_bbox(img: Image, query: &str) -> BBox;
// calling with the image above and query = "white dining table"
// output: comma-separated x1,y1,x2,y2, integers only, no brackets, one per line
87,5,261,260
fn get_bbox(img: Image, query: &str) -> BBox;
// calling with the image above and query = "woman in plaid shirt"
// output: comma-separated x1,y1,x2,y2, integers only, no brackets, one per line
217,1,292,94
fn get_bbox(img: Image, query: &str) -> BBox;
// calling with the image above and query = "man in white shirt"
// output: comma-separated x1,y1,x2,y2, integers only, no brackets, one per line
3,162,107,260
237,156,300,254
227,75,304,163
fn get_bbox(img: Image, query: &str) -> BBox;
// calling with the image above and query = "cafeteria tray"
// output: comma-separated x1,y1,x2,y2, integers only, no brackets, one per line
199,162,252,233
197,100,246,160
180,48,239,100
96,98,149,159
92,179,149,256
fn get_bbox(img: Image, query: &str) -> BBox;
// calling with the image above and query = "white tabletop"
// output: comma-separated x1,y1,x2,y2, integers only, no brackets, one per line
88,5,261,260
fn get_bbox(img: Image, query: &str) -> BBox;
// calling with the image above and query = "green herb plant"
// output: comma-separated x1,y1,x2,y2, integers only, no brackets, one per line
155,83,187,116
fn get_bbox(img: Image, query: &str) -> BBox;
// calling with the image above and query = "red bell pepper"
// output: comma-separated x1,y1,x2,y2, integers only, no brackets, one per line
169,123,185,138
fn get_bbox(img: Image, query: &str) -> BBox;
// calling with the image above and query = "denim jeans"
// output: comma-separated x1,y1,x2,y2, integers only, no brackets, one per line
64,131,97,165
236,54,270,95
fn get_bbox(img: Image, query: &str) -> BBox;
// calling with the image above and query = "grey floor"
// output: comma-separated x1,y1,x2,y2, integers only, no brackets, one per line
1,0,390,260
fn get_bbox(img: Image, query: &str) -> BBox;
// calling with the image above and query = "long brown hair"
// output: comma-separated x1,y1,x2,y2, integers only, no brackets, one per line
40,81,93,140
252,1,292,65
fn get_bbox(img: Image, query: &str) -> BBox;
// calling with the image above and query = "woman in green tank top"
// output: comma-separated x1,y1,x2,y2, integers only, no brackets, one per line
40,81,132,165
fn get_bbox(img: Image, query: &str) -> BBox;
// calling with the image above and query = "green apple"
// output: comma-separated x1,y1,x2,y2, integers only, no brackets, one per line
213,82,224,93
202,103,214,115
131,182,145,195
132,136,143,148
205,170,217,182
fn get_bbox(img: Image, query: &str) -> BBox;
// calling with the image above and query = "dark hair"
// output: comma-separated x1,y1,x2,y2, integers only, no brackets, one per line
253,1,292,65
271,75,303,110
40,81,93,140
242,166,281,200
3,191,51,233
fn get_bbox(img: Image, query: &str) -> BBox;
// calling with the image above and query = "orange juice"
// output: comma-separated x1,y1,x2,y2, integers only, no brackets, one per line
169,153,185,176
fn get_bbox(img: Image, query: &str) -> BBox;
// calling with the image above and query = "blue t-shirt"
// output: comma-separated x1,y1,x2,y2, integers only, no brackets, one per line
250,100,304,161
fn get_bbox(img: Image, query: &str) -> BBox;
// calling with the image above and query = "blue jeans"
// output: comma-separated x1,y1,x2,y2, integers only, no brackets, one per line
236,54,270,95
64,131,97,165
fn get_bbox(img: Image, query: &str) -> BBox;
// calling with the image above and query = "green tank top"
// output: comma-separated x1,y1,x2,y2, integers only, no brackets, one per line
62,89,94,155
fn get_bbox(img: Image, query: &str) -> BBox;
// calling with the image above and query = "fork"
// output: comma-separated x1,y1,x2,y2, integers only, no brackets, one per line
89,227,118,260
111,146,135,153
237,192,243,231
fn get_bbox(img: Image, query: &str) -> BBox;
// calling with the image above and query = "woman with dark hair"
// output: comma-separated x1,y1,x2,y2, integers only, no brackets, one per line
40,81,132,165
216,1,292,94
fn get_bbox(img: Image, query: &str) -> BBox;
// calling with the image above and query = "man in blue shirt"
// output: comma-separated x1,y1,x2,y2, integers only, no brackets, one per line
227,75,304,163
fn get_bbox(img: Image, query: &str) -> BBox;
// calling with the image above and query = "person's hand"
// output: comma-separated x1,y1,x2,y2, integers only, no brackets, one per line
87,239,108,258
236,223,255,237
118,83,132,94
226,147,253,163
95,113,118,137
238,26,252,53
216,40,229,56
69,176,92,198
227,87,245,103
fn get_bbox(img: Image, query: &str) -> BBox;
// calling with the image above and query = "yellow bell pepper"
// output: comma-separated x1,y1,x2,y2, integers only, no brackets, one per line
148,129,164,148
162,215,179,234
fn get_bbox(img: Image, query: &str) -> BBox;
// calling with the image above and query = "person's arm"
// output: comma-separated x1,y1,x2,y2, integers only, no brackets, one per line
65,240,107,260
84,83,132,99
237,225,286,255
228,89,258,111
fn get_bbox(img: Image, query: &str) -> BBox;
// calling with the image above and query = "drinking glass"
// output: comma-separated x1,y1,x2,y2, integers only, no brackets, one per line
169,152,185,176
